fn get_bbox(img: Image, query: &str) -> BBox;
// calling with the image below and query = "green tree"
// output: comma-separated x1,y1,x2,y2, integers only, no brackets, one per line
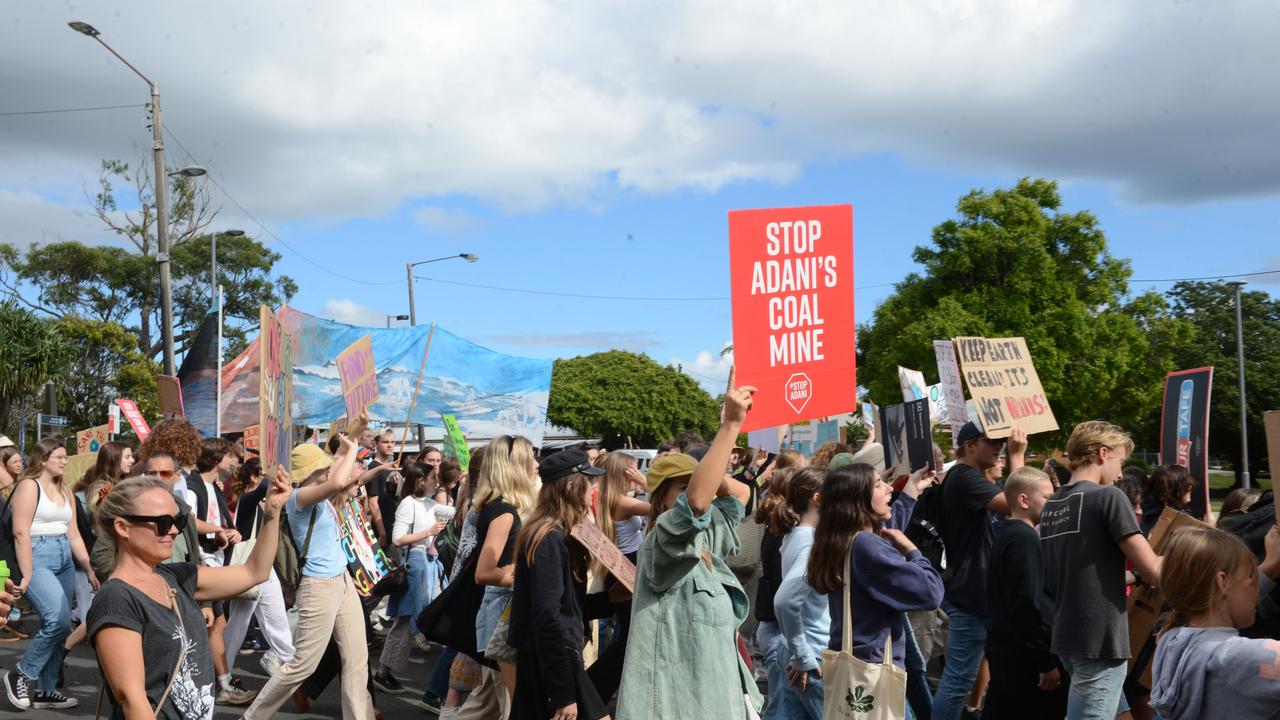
1160,281,1280,480
548,350,719,448
0,300,74,436
857,178,1186,449
53,317,159,431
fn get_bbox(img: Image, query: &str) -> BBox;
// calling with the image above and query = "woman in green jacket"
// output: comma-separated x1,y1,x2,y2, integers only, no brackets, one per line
616,373,763,719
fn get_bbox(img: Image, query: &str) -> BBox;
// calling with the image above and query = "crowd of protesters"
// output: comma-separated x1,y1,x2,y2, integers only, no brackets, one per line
0,374,1278,720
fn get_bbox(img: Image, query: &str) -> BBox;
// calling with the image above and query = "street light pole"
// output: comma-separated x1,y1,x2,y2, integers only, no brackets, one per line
69,21,179,373
1230,281,1250,488
405,253,479,326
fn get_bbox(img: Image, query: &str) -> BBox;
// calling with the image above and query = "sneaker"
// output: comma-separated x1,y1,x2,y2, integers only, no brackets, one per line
4,670,32,709
31,690,78,709
215,679,258,706
372,671,405,694
417,692,443,715
414,632,431,652
260,653,285,677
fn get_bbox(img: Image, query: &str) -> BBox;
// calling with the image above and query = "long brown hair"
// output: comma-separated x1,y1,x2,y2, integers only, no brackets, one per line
1158,528,1256,637
21,437,67,489
807,463,883,594
515,472,591,566
595,452,636,546
755,467,799,535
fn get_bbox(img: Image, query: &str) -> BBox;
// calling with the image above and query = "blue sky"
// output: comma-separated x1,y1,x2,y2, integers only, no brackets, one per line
3,2,1278,395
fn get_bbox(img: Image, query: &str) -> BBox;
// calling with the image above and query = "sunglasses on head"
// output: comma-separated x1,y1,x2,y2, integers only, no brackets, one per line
122,513,188,535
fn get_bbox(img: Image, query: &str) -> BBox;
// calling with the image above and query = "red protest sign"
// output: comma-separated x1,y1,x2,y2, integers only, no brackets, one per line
335,335,378,420
729,204,856,432
115,398,151,441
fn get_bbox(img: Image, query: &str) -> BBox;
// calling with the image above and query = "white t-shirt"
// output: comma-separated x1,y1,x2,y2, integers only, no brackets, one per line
199,478,225,568
392,496,438,551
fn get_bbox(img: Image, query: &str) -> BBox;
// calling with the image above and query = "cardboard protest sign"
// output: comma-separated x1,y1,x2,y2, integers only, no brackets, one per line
729,204,857,431
953,336,1058,438
1267,411,1280,523
115,398,150,441
242,424,261,451
1127,508,1212,686
259,305,294,478
933,340,968,445
898,366,928,403
336,335,379,420
880,399,931,482
155,374,185,418
76,424,110,454
860,401,880,444
334,497,392,596
1159,367,1214,520
441,414,470,471
570,521,636,593
62,452,98,488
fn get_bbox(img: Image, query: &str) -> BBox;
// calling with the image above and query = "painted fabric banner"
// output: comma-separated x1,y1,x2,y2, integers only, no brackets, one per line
217,306,554,444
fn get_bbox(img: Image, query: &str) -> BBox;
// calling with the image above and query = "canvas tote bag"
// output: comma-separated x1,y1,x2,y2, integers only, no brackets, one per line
822,536,907,720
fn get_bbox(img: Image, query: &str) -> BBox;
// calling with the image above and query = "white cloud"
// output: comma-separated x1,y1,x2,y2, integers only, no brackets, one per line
412,206,482,235
321,299,389,328
673,342,734,394
5,0,1280,234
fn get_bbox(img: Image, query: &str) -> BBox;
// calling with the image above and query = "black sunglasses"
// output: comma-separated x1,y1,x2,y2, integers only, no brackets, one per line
122,514,188,535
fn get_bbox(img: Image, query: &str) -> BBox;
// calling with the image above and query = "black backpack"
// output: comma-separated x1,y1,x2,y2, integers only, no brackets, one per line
1219,491,1274,560
905,483,948,573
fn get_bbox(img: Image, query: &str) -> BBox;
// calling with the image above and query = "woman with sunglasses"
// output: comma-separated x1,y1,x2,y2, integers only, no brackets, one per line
87,469,290,720
4,437,98,711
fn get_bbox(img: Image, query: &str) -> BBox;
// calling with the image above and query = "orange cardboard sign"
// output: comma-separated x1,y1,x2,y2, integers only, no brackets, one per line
729,204,857,432
155,374,185,418
76,424,111,454
335,335,378,420
242,424,261,450
570,521,635,593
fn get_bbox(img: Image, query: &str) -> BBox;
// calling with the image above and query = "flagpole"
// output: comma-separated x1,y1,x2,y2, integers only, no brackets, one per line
398,323,435,466
216,286,224,436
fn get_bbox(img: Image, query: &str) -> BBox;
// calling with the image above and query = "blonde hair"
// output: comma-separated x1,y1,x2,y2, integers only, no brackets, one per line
595,452,636,548
375,428,396,443
1158,528,1257,637
1064,421,1134,471
1003,466,1051,506
473,435,537,518
775,449,806,470
95,476,174,551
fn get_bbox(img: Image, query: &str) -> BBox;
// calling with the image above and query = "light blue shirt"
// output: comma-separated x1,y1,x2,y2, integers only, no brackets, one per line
287,490,347,579
774,525,830,671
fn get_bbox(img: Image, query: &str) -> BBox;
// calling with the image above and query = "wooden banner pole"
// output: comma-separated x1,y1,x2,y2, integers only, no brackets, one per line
397,323,435,466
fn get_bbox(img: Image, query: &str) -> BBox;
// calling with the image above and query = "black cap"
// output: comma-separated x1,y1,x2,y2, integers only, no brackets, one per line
955,420,985,446
538,449,605,483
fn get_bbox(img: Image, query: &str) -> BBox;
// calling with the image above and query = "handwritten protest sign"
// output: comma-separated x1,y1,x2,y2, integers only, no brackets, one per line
63,452,98,488
1265,411,1280,523
336,335,378,420
1127,508,1211,686
242,424,261,451
76,424,110,454
441,414,470,471
115,398,151,441
155,375,185,418
334,497,392,596
570,521,636,593
953,336,1058,438
933,340,968,445
729,204,857,431
259,305,294,478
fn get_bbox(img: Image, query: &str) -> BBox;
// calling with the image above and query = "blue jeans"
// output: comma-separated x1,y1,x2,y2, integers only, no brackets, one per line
17,535,74,690
1060,655,1127,720
931,600,987,720
424,646,458,701
903,614,933,720
758,621,824,720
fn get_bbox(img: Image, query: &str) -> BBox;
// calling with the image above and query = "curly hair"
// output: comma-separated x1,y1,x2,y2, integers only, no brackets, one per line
138,418,202,468
809,442,854,468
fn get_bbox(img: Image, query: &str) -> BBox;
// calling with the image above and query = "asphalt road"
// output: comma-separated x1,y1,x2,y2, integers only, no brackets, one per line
0,616,444,719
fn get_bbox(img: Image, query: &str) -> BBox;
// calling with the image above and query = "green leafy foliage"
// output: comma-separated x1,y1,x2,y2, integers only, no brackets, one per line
0,301,73,428
857,178,1184,449
54,316,160,430
547,350,719,447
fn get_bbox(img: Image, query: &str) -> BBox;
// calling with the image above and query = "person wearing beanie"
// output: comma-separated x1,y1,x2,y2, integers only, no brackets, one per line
615,371,764,719
241,418,377,720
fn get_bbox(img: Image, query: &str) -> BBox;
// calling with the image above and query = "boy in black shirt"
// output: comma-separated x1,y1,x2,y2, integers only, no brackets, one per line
984,467,1066,719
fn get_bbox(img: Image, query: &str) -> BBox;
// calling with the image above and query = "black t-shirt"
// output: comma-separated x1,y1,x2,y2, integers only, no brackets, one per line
87,563,216,719
985,520,1056,672
475,498,521,567
756,529,784,622
940,463,1001,615
1040,481,1141,659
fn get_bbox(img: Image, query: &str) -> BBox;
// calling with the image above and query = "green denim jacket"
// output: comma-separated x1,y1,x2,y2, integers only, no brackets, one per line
616,493,763,719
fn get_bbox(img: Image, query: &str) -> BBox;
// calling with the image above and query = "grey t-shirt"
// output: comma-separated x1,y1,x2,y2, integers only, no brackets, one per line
87,563,216,720
1040,480,1141,659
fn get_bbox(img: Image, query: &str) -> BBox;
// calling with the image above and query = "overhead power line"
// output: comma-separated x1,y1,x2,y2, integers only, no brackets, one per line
0,103,146,118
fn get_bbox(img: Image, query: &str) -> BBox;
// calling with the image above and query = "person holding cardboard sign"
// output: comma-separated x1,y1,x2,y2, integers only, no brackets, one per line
615,372,763,719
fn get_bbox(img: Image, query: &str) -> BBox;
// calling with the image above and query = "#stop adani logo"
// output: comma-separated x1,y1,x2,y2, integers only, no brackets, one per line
729,204,857,432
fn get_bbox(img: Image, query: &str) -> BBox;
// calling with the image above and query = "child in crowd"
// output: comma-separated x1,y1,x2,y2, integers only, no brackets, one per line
1150,526,1280,720
982,467,1067,720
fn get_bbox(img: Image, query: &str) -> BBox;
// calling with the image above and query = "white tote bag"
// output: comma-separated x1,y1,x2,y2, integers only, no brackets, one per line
228,510,261,600
822,539,907,720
